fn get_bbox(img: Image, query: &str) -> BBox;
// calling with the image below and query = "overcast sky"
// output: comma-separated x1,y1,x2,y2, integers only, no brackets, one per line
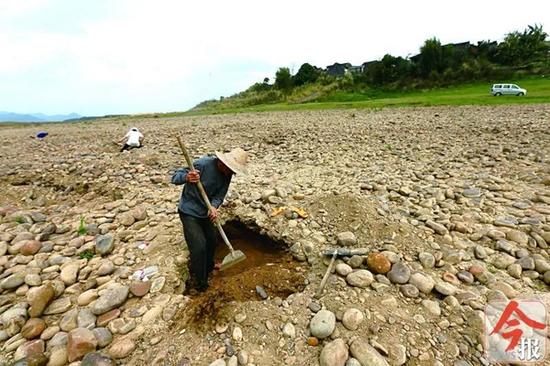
1,0,548,116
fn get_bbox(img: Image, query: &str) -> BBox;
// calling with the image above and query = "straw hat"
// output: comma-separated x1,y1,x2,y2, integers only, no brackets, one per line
215,148,249,175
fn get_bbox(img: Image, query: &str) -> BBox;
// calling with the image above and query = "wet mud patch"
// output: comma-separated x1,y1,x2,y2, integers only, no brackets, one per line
178,220,307,330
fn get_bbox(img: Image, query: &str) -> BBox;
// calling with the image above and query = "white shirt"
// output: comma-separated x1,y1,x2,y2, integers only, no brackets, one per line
125,130,143,147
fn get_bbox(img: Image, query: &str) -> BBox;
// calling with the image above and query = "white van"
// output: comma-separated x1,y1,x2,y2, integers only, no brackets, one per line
490,84,527,96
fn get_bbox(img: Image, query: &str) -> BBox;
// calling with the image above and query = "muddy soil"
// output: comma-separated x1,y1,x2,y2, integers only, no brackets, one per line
179,221,307,330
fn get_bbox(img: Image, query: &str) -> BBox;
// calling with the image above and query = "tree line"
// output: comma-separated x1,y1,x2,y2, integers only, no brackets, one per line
252,24,549,94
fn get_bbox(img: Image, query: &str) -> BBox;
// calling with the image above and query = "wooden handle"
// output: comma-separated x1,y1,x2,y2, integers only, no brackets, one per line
175,135,236,253
315,250,338,299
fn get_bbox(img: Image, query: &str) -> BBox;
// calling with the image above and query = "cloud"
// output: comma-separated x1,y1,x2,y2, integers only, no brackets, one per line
0,0,549,115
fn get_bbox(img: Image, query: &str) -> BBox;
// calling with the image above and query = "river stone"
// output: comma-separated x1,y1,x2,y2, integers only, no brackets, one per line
78,308,97,329
504,263,521,279
130,281,151,297
60,308,79,332
282,323,296,338
366,253,391,274
97,309,121,327
350,338,389,366
0,305,27,327
474,245,487,259
109,318,137,334
14,353,48,366
346,270,374,288
20,240,42,256
24,274,42,287
335,263,353,276
342,308,364,330
387,262,410,284
78,289,99,306
543,271,550,285
418,252,435,268
517,256,535,270
400,284,419,298
81,352,116,366
434,282,457,296
67,327,97,362
490,282,518,299
496,240,515,254
320,338,348,366
91,284,129,315
408,272,435,294
337,232,357,246
95,235,115,256
310,310,336,339
48,332,69,348
21,318,46,339
492,253,516,269
1,272,26,289
48,346,68,366
426,220,448,235
255,285,268,299
463,188,481,198
507,230,528,245
93,327,113,348
40,326,59,341
119,212,135,226
348,255,364,268
535,259,550,273
60,261,80,285
97,261,115,276
422,300,441,316
108,338,135,359
150,276,165,293
14,339,45,362
43,297,72,315
457,271,474,283
388,344,407,365
132,207,147,221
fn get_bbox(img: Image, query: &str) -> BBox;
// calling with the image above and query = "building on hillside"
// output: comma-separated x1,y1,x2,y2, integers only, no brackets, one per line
326,63,352,76
361,61,378,72
347,65,363,74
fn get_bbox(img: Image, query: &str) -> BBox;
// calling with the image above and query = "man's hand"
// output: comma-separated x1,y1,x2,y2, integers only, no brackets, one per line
186,170,200,183
208,207,218,223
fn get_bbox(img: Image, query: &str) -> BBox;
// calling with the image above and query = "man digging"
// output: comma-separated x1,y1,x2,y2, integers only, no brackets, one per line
171,148,248,293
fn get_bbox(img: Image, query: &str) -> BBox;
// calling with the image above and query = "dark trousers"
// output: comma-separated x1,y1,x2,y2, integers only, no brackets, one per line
178,211,217,289
120,144,142,152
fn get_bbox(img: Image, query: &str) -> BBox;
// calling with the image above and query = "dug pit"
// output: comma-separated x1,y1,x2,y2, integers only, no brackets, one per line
179,220,307,330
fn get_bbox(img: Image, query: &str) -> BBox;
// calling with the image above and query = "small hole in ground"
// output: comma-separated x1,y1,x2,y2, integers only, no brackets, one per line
179,220,307,330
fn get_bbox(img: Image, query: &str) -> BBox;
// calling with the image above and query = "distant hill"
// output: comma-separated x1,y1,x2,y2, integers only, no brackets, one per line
0,111,82,123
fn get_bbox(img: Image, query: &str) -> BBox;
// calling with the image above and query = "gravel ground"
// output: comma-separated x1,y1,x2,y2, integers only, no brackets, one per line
0,104,549,366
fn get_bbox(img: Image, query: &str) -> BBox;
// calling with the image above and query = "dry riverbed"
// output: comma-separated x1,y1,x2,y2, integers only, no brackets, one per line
0,104,549,366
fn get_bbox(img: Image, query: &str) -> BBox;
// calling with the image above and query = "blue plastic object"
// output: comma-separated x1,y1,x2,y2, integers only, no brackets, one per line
36,131,48,139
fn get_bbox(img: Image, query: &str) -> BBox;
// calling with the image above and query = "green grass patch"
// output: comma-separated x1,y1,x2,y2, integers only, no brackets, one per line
183,77,550,116
77,216,87,236
78,249,95,260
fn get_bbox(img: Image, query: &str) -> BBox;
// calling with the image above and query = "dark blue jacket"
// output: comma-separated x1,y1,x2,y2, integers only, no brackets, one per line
171,156,231,218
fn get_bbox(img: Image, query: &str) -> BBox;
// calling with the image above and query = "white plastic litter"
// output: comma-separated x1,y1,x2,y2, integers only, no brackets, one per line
131,265,159,281
136,242,148,250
